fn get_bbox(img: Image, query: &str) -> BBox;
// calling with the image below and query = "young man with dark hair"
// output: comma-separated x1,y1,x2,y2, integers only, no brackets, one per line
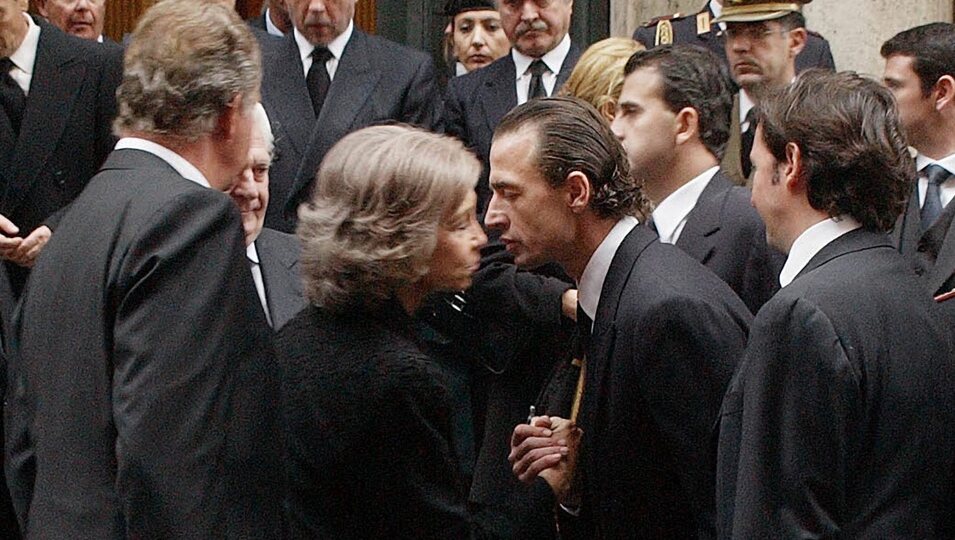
611,45,781,313
882,23,955,298
717,70,955,539
499,96,751,538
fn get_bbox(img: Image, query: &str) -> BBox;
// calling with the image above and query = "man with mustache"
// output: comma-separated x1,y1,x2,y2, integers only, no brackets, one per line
714,0,809,184
258,0,440,233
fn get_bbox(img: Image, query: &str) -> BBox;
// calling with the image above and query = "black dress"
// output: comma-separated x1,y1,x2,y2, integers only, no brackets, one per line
276,300,475,538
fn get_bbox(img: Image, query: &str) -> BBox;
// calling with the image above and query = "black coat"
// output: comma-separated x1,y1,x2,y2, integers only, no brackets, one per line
277,301,477,538
632,3,835,73
255,227,306,330
567,225,751,538
676,171,783,313
441,45,581,216
717,229,955,538
259,29,440,232
892,182,955,297
5,149,283,538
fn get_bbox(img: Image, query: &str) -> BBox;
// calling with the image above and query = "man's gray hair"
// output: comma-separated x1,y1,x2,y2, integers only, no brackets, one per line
114,0,261,142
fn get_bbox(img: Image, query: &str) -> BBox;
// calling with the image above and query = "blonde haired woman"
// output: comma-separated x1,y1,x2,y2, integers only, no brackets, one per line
560,37,644,122
277,125,490,538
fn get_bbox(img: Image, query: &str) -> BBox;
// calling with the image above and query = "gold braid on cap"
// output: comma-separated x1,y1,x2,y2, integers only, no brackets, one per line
721,2,805,17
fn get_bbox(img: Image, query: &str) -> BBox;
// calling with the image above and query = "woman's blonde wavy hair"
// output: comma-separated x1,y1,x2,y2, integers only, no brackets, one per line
297,125,480,311
559,37,644,122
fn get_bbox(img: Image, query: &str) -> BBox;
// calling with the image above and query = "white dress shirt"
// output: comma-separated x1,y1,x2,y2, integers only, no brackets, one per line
778,216,861,287
7,13,40,95
578,216,640,327
295,20,354,80
114,137,211,188
915,152,955,210
651,166,718,244
512,33,571,105
264,8,285,37
247,242,273,327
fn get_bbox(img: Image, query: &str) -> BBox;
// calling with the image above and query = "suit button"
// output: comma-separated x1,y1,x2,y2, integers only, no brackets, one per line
54,170,65,186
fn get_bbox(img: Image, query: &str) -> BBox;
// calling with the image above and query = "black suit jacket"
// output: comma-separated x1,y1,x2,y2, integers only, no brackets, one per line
260,29,440,232
892,183,955,296
442,45,582,215
5,149,284,538
717,229,955,538
632,3,835,73
676,171,782,313
255,227,305,330
0,18,121,235
568,225,751,538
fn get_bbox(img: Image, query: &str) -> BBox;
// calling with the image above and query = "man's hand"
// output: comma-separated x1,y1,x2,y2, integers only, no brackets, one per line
562,289,578,321
10,226,51,267
0,213,23,262
509,415,582,503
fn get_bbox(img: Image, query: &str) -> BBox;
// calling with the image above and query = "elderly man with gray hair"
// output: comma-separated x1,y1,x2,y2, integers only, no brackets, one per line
4,1,283,537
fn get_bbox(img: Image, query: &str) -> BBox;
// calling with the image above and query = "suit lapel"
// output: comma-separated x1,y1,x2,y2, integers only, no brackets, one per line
924,200,955,293
255,230,302,328
892,184,921,257
314,31,379,139
263,35,315,158
479,56,517,135
554,42,582,91
5,20,85,214
676,171,731,264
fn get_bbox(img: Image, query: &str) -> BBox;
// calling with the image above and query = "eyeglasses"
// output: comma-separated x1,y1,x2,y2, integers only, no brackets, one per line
718,25,790,42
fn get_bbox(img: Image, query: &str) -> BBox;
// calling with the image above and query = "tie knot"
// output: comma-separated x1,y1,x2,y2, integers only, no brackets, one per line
311,47,334,63
925,164,952,186
528,59,549,77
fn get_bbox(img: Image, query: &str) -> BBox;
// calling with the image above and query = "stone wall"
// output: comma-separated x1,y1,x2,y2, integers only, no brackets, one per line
610,1,953,76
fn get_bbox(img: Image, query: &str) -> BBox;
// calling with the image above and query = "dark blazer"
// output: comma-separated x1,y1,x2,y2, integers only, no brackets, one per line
892,183,955,296
676,171,782,313
442,44,582,215
277,302,480,539
632,3,835,73
255,227,305,330
248,12,267,31
5,149,284,538
260,29,440,232
717,229,955,538
567,225,751,538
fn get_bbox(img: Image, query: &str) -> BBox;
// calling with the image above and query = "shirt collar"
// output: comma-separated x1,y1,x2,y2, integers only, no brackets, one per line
295,19,353,64
246,242,260,264
512,33,571,79
578,216,639,321
915,151,955,175
779,216,861,287
651,166,718,243
9,13,39,77
114,137,211,189
264,8,285,37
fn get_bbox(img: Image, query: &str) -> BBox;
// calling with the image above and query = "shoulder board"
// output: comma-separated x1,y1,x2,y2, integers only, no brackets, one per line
641,12,685,28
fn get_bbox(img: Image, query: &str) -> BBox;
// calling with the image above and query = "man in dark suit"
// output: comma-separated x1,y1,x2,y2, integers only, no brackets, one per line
611,45,780,313
228,102,305,330
0,3,120,295
500,97,751,538
443,0,580,216
260,0,440,232
883,23,955,299
633,0,833,74
248,0,291,37
717,70,955,538
4,2,283,537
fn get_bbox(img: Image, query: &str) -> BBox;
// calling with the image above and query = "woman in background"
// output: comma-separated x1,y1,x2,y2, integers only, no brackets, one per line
560,37,644,122
276,125,488,538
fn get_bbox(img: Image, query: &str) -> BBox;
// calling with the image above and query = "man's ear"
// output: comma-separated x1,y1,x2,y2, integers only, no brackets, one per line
565,171,592,214
783,141,805,194
934,75,955,112
674,106,700,147
788,27,807,58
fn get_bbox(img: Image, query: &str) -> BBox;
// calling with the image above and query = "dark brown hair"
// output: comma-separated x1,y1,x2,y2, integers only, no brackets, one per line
756,70,914,231
881,22,955,96
493,96,650,220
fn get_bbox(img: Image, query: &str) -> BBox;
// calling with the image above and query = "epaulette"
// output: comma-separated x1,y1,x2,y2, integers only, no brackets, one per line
641,12,687,46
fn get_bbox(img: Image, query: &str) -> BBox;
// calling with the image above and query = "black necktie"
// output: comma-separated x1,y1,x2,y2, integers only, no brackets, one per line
740,107,756,178
527,59,549,100
921,164,951,232
306,47,333,117
0,58,25,135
